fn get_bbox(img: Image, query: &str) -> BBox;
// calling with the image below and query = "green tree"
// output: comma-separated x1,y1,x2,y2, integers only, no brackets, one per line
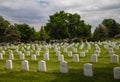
102,18,120,38
44,11,91,40
93,24,108,41
34,32,40,40
15,23,35,42
31,27,36,41
83,24,91,39
39,26,48,41
4,25,21,43
45,11,69,39
0,16,10,42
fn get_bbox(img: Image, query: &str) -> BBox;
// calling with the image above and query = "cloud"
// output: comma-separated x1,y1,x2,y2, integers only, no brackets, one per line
0,0,120,32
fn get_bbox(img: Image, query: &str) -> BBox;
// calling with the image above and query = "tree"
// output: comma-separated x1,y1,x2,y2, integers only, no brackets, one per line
102,18,120,38
31,27,36,41
82,24,91,39
45,11,69,39
93,24,108,41
34,32,40,41
15,23,36,42
39,26,48,41
4,25,21,43
0,16,10,42
44,11,91,40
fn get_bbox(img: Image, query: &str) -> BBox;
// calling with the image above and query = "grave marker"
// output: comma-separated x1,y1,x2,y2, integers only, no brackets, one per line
60,61,68,73
38,60,46,72
113,67,120,79
22,60,29,71
6,60,13,70
84,63,93,77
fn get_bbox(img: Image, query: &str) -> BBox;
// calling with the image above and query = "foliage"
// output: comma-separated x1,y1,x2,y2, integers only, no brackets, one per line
44,11,91,40
4,25,21,43
102,18,120,38
39,26,48,41
93,24,108,41
0,16,10,42
15,24,36,42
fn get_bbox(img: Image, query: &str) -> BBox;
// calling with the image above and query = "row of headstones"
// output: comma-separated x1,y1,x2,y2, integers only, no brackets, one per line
0,41,119,51
0,41,88,55
0,41,94,58
106,48,120,64
103,41,120,50
6,60,46,72
94,44,120,64
0,51,119,64
6,60,120,79
0,52,49,61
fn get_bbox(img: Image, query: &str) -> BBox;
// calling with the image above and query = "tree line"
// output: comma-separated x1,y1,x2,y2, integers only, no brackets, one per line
0,11,120,43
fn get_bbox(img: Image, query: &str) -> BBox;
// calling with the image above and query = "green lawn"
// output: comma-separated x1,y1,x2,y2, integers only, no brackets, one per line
0,41,120,82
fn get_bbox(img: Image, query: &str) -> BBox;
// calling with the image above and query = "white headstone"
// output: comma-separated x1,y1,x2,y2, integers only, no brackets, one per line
113,67,120,79
59,55,64,62
64,48,67,53
44,53,49,61
73,54,79,62
26,51,30,56
9,54,14,60
16,48,18,53
8,50,13,55
2,50,5,55
56,51,60,56
6,60,13,70
20,53,25,60
22,60,29,71
73,48,77,53
60,61,68,73
55,48,58,52
109,51,114,57
80,52,85,57
94,50,100,57
32,45,35,50
68,51,72,57
36,51,40,56
0,53,3,60
111,55,119,64
31,55,37,61
38,60,46,72
21,47,25,53
84,63,93,77
90,54,98,63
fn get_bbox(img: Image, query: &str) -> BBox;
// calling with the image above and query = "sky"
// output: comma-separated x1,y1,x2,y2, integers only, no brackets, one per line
0,0,120,32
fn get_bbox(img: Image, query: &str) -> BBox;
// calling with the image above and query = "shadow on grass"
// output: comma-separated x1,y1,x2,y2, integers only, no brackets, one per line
0,68,120,82
51,68,120,82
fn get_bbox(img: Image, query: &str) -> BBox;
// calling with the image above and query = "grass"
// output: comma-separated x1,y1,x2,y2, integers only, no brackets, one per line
0,41,120,82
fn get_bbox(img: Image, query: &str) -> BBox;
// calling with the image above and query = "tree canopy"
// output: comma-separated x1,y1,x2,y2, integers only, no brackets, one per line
93,24,108,41
0,16,10,42
102,18,120,38
44,11,91,40
4,25,21,43
15,24,36,42
0,12,120,43
93,18,120,41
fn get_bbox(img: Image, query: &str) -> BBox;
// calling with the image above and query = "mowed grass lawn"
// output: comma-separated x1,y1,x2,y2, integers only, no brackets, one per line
0,42,120,82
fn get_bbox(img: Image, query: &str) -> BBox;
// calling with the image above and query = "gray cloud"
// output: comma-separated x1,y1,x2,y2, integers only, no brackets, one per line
0,0,120,32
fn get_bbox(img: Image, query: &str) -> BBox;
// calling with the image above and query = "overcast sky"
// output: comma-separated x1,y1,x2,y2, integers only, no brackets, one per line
0,0,120,32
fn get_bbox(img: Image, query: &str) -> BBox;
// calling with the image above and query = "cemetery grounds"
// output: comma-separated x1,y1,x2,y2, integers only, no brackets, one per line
0,41,120,82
